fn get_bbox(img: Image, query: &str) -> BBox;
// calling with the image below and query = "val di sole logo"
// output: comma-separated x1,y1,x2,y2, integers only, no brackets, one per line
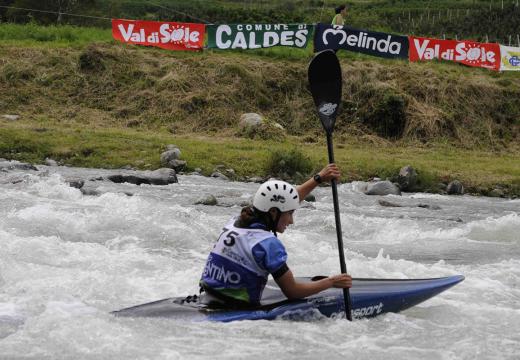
319,103,337,116
270,195,286,203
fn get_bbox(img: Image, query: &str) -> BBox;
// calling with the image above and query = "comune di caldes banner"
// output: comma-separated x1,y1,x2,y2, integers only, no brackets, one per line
206,24,313,49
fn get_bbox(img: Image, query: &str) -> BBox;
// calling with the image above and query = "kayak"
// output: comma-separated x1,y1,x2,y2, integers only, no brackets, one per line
112,275,464,322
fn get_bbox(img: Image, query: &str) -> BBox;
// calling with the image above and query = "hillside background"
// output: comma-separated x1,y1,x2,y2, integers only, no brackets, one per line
0,1,519,195
2,0,520,45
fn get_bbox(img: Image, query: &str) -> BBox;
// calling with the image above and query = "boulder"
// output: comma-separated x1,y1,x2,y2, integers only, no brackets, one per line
81,188,101,196
447,180,464,195
66,178,85,189
304,194,316,202
378,199,403,207
210,171,229,181
107,168,178,185
489,188,505,198
167,159,187,172
365,181,402,196
45,158,58,166
195,194,218,206
248,176,264,183
397,165,417,191
417,203,441,210
238,113,285,140
160,147,182,166
2,114,20,121
0,160,38,171
239,113,263,129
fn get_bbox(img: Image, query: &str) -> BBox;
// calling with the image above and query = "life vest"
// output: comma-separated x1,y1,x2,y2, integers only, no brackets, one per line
200,217,287,305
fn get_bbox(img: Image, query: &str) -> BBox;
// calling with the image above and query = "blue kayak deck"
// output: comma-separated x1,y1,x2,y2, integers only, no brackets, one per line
112,275,465,322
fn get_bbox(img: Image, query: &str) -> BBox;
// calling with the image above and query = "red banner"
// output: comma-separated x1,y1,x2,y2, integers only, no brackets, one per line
112,19,205,51
409,36,500,71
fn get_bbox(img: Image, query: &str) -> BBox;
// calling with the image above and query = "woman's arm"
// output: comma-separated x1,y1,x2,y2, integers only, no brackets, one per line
275,269,352,299
296,163,340,201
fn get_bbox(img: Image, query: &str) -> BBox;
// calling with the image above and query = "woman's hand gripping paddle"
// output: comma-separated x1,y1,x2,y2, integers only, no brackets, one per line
308,50,352,321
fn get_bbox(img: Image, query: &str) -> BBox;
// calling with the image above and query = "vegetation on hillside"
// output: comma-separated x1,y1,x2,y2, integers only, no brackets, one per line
1,0,520,44
0,22,518,196
1,30,518,147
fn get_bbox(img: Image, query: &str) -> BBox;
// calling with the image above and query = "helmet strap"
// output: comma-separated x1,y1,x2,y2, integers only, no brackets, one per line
270,208,281,237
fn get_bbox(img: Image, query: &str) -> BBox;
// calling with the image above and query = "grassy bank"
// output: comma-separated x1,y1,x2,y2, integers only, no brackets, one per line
1,119,519,197
0,24,519,197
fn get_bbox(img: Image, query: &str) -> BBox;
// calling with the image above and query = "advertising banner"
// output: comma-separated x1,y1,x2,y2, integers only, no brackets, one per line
409,36,500,71
112,19,205,51
499,45,520,71
313,23,409,59
206,24,313,49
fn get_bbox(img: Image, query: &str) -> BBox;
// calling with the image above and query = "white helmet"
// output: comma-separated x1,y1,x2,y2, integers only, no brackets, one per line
253,180,299,213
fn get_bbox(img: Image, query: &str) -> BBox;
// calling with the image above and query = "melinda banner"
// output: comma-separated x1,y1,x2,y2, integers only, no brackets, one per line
409,36,500,71
112,19,205,51
500,45,520,71
313,23,409,59
206,24,313,49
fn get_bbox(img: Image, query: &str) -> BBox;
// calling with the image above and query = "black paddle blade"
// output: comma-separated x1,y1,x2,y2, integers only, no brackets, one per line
308,50,342,134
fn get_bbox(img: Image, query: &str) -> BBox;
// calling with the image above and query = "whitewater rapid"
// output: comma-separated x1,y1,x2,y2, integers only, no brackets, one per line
0,165,518,359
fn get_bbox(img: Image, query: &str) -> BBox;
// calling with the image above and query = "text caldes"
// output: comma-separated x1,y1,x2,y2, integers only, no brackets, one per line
215,24,309,49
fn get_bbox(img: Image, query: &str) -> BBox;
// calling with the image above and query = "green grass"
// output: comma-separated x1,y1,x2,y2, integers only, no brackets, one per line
0,23,112,46
1,119,519,196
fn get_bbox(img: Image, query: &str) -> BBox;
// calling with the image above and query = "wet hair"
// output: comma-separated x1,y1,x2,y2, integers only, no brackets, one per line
335,5,347,14
236,206,280,236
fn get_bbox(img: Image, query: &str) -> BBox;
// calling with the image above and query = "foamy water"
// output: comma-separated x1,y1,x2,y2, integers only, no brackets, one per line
0,166,519,359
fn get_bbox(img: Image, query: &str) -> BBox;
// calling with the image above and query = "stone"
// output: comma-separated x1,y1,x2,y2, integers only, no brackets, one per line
107,168,178,186
239,113,263,129
66,178,85,189
378,199,403,207
45,158,58,166
0,160,38,171
195,194,218,206
167,159,187,172
417,203,441,210
365,181,402,196
248,176,264,183
81,188,101,196
304,194,316,202
160,148,181,166
166,144,179,151
210,171,229,181
2,114,20,121
397,165,417,191
489,188,504,198
447,180,464,195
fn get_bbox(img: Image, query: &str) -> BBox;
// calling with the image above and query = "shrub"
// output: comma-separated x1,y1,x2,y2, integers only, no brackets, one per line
266,147,313,179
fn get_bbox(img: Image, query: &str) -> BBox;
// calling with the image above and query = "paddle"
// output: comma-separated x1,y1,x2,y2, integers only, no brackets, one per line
308,49,352,321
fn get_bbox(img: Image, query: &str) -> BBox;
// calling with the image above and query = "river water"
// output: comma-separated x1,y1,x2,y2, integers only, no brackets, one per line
0,165,518,359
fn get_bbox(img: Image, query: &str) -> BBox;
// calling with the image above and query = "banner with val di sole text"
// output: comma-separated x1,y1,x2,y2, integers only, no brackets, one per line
206,24,313,49
500,45,520,71
112,19,205,51
313,23,409,59
409,36,500,71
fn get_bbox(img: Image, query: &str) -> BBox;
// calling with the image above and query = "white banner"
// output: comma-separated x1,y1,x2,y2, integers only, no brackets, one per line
500,45,520,71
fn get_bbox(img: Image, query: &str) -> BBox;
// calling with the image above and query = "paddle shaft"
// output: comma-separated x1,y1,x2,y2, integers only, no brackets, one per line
326,133,353,321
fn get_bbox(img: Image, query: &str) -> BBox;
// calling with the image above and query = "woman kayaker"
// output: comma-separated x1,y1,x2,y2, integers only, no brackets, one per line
200,164,352,308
